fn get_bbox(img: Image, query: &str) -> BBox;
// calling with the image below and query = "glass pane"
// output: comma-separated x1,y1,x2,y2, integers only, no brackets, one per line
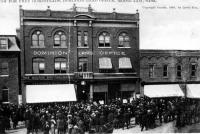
54,40,60,46
39,34,44,40
39,63,45,70
55,62,60,70
33,62,39,74
61,35,66,40
39,41,44,47
32,34,38,40
124,42,130,47
125,36,129,41
105,36,110,43
99,35,104,43
61,41,66,47
54,35,60,40
32,41,38,47
119,36,123,41
61,62,67,70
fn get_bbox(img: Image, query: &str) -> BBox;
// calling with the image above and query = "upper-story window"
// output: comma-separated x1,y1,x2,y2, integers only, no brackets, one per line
99,57,113,73
163,65,168,77
0,62,9,76
0,39,8,50
54,58,67,74
54,31,67,48
191,63,197,77
32,31,44,48
119,57,133,73
32,58,45,74
78,57,88,72
176,65,182,78
2,87,9,103
149,64,154,78
99,32,110,48
118,33,130,48
78,31,88,48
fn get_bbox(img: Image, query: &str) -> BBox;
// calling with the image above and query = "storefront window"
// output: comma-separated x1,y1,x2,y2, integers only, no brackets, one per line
54,58,67,74
32,58,45,74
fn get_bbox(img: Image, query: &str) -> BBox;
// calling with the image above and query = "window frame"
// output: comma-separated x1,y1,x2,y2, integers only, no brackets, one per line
0,38,8,50
31,30,45,48
118,32,131,48
32,58,45,74
78,57,88,72
149,64,155,78
54,58,67,74
191,63,197,77
163,64,168,78
77,31,89,48
2,87,9,103
176,64,182,78
0,62,9,76
53,31,67,48
98,32,111,48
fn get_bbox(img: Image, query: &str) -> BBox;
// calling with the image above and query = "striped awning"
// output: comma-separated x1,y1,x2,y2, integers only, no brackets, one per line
99,57,112,69
187,84,200,98
119,57,132,69
144,84,184,98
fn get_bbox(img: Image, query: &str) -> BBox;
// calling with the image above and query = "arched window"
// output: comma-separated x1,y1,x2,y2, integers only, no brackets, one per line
54,31,67,48
32,31,44,47
54,58,67,73
98,32,110,47
118,32,130,48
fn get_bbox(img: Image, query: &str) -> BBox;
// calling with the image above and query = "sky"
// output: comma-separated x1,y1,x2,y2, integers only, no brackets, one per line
1,0,200,49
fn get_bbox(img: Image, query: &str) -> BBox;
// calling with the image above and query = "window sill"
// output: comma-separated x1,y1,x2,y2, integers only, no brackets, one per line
78,47,89,49
0,75,9,77
31,46,45,48
53,47,68,48
98,47,112,48
118,47,131,48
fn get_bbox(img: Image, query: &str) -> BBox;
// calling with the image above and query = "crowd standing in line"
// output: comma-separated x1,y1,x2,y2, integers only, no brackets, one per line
0,97,200,134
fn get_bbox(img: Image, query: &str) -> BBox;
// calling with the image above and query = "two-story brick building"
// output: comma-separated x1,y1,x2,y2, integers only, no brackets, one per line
0,35,20,104
140,49,200,98
19,5,140,104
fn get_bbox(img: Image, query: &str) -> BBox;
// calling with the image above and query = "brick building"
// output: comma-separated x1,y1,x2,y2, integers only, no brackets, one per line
0,35,20,104
140,49,200,98
19,5,140,104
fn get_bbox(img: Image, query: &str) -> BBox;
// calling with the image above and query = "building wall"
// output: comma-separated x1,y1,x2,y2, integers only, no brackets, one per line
140,50,200,84
20,7,140,103
0,54,19,104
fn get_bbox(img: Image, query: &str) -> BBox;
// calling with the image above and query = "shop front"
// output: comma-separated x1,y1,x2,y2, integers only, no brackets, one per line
25,84,77,103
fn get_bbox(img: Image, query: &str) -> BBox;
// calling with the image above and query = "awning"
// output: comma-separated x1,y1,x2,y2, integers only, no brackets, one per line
187,84,200,98
94,84,108,92
144,84,184,98
119,57,132,69
26,84,77,103
120,84,135,91
99,58,112,69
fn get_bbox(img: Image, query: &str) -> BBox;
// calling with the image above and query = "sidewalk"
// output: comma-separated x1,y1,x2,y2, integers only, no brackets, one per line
113,121,177,133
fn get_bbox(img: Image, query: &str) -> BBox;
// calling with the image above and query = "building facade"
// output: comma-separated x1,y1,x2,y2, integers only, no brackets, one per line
140,49,200,97
19,5,140,104
0,35,20,104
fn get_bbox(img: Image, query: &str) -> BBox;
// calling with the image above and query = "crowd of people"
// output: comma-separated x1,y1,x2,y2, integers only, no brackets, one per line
0,97,200,134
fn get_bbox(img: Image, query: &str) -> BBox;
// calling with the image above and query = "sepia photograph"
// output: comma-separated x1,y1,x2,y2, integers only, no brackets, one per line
1,0,200,133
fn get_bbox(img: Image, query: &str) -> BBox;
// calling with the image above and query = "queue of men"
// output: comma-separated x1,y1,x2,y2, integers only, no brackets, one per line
0,97,200,133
